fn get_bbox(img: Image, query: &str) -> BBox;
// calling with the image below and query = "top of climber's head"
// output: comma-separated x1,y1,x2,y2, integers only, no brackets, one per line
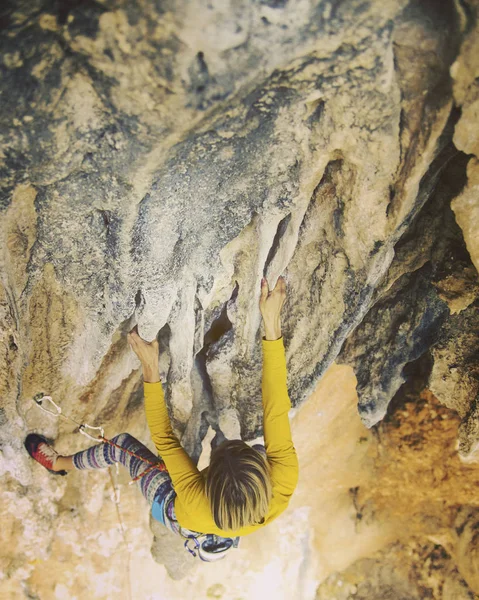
205,439,272,532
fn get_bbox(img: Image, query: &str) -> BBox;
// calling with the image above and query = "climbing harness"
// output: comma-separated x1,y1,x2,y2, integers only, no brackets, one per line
33,393,167,484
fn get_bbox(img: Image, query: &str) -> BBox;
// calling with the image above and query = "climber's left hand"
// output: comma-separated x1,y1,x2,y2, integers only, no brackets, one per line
128,328,161,383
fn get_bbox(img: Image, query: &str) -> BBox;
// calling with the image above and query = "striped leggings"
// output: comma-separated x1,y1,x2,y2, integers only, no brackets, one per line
72,433,177,527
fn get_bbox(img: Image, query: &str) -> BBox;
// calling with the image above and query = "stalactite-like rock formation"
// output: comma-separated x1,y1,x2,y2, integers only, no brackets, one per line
1,0,478,598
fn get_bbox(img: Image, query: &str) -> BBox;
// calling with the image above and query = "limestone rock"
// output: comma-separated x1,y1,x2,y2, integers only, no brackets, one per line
1,0,479,597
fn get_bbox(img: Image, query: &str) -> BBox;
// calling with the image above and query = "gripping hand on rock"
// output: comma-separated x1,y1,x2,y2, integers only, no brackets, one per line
128,328,161,383
260,276,286,341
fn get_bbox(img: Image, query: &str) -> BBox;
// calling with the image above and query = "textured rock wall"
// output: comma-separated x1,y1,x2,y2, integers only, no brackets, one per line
1,0,479,598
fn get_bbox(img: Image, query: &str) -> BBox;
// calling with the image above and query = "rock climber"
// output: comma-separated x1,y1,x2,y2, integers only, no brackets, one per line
25,277,299,558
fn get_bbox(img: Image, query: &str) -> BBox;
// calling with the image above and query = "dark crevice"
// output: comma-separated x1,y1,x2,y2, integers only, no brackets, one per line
99,209,111,231
196,51,208,74
263,213,292,276
306,99,325,128
195,351,214,398
8,334,18,351
134,288,144,314
369,240,384,257
381,350,435,424
386,183,396,218
156,322,172,377
202,282,238,348
333,197,345,238
392,145,470,261
197,410,212,448
186,352,215,464
191,283,240,451
301,158,344,229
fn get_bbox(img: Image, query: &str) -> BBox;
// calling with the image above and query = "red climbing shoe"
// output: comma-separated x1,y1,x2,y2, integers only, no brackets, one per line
24,434,67,476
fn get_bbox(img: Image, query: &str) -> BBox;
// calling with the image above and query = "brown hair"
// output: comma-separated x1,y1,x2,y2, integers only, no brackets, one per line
205,440,272,532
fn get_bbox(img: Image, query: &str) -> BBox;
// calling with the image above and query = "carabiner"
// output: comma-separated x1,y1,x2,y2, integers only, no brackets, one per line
184,537,200,557
79,423,105,442
33,394,62,417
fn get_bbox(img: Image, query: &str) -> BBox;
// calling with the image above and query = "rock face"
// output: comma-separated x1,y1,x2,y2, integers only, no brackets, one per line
1,0,479,598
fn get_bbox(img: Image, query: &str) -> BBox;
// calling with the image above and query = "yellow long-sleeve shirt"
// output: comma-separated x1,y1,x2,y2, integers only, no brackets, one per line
144,337,299,537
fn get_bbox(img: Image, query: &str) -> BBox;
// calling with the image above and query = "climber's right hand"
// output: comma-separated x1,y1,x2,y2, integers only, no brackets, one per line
260,276,286,341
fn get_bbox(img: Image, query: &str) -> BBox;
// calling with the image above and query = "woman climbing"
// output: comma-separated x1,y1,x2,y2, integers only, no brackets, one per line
25,277,299,558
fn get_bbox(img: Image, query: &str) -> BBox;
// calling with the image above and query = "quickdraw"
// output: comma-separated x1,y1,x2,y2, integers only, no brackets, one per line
32,392,167,485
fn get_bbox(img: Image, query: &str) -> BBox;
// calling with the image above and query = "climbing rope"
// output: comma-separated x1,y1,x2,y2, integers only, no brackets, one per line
32,392,167,600
32,393,167,484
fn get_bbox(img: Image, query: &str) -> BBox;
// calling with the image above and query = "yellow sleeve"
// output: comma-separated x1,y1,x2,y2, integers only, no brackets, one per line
262,338,299,499
143,382,204,504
